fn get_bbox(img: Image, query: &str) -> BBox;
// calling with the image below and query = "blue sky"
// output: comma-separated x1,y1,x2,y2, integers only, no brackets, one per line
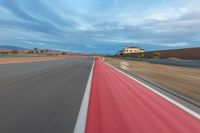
0,0,200,54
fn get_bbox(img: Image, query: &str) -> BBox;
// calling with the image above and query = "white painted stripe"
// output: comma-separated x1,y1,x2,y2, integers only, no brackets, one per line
73,59,95,133
104,61,200,120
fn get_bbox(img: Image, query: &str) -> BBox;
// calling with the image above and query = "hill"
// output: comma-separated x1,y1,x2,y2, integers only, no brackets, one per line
145,47,200,60
0,45,27,51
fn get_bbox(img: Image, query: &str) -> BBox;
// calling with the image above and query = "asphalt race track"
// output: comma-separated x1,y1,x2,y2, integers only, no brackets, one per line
0,57,93,133
0,57,200,133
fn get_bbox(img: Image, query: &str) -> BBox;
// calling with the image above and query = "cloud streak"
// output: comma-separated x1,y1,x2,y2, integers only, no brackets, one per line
0,0,199,53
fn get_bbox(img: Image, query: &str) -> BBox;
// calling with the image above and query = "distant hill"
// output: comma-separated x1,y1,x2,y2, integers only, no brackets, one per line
0,45,27,50
144,47,200,60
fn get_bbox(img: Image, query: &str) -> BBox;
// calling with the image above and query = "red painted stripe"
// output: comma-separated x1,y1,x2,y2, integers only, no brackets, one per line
85,58,200,133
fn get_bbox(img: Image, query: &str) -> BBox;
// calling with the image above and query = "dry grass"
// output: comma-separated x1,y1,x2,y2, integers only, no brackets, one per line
105,58,200,103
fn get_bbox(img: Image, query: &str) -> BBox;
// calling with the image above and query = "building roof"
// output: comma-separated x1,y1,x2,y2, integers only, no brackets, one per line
126,46,139,48
124,46,145,51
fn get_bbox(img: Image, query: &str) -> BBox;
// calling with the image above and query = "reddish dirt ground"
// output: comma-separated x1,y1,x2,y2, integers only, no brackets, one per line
0,55,79,64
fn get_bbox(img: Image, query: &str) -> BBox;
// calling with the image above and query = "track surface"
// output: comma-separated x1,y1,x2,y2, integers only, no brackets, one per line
0,57,93,133
85,58,200,133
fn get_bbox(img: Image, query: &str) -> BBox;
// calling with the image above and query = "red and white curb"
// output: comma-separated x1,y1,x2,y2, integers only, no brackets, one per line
74,58,200,133
105,61,200,120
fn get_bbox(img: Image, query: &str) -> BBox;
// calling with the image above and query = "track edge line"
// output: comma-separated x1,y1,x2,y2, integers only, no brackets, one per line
73,58,95,133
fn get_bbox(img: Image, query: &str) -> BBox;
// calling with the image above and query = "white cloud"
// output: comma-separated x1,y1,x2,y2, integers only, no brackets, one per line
162,42,189,47
85,44,95,48
37,42,46,46
0,5,23,21
147,7,188,21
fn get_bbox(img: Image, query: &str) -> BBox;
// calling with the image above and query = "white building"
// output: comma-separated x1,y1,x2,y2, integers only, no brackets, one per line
121,46,144,54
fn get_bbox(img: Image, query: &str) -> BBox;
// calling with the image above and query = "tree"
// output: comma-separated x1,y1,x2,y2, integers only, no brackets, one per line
34,48,38,51
152,52,160,58
137,52,144,58
11,50,18,54
61,52,67,55
28,51,34,54
0,51,9,54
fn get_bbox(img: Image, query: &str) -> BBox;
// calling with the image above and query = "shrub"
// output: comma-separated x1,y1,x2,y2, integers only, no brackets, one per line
0,51,9,54
28,51,34,54
61,52,67,55
11,50,18,54
152,52,160,58
137,52,144,58
34,48,38,51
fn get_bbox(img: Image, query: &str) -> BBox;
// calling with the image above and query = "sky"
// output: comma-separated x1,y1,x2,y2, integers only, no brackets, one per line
0,0,200,54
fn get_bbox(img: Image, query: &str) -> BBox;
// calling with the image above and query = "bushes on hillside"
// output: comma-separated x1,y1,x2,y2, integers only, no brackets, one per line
11,50,18,54
137,52,144,58
152,52,161,58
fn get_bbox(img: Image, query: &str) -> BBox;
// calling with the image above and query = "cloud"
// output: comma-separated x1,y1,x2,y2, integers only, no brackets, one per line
162,42,189,47
0,0,199,54
85,44,96,49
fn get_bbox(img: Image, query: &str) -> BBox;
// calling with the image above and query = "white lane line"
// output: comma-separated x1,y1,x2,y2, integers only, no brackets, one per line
73,60,95,133
104,61,200,120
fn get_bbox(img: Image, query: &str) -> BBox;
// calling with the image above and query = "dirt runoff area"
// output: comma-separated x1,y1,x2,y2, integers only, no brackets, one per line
105,58,200,104
0,55,77,64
